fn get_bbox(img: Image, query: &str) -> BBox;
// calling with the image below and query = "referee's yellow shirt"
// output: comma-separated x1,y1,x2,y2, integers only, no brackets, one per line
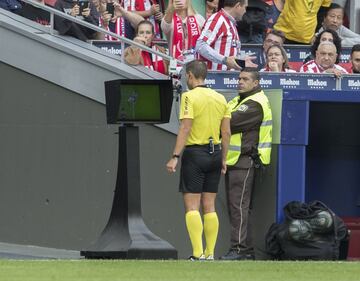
180,87,231,146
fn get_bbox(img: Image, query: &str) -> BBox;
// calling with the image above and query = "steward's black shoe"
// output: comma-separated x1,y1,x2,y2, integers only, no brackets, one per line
220,249,255,261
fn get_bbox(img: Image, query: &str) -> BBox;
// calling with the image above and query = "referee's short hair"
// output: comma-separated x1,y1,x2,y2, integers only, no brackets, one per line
185,60,208,80
241,67,260,81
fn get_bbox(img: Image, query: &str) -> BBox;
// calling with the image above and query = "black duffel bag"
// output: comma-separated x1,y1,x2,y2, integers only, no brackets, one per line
265,200,348,260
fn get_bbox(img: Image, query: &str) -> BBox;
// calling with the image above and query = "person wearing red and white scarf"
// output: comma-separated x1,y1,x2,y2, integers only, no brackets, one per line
161,0,205,63
124,0,163,39
196,0,250,71
300,41,348,78
124,20,168,75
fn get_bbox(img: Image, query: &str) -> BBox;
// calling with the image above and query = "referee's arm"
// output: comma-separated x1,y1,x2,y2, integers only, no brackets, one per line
166,118,193,173
220,117,231,174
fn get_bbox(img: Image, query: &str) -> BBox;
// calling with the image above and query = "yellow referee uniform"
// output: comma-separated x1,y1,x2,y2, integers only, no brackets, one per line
180,86,231,145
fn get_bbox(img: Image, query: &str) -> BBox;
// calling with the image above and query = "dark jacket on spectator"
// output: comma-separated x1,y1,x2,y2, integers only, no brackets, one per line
18,3,50,25
54,0,98,41
0,0,22,12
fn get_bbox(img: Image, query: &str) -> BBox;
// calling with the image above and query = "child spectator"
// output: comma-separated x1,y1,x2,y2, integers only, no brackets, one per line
161,0,205,62
260,45,296,72
124,20,168,75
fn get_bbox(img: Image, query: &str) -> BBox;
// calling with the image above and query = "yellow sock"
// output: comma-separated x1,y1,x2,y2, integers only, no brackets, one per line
204,212,219,257
185,210,203,258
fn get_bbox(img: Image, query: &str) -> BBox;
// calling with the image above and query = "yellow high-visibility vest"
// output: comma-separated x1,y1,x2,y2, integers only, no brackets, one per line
226,91,272,166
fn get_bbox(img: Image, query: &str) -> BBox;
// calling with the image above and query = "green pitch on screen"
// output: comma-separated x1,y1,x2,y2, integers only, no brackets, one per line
118,85,161,121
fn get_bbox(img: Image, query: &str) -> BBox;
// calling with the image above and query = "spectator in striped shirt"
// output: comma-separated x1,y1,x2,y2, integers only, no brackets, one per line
300,41,348,78
195,0,252,71
124,0,163,39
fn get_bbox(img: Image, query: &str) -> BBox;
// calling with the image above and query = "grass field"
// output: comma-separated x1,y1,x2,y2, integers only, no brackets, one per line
0,260,359,281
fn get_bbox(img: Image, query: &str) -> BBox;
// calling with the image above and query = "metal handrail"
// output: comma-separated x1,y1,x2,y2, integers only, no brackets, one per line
20,0,182,65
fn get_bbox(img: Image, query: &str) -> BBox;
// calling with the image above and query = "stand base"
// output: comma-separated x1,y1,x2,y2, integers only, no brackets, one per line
81,219,177,260
81,126,177,260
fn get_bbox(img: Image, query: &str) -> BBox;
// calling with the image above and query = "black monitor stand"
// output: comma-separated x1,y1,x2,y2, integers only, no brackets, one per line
81,125,177,259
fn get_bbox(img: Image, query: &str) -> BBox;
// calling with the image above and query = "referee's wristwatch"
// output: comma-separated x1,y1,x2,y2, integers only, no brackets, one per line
172,154,180,159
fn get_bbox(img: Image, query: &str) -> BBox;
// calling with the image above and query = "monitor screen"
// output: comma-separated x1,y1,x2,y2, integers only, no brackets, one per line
105,79,173,124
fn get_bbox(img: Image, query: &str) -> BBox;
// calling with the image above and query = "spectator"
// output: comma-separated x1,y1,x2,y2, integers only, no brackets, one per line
17,0,50,26
258,29,285,69
99,0,144,41
350,44,360,74
196,0,250,71
124,0,163,39
300,41,348,78
206,0,218,19
161,0,205,62
260,45,296,72
54,0,99,41
124,20,168,75
274,0,331,44
304,29,342,64
262,0,284,30
318,3,360,47
0,0,21,12
237,0,269,44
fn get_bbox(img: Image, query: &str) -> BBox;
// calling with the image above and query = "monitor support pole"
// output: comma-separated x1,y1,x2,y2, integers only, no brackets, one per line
81,125,177,259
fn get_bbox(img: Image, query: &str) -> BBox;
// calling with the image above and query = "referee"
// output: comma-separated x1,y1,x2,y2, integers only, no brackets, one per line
166,60,231,260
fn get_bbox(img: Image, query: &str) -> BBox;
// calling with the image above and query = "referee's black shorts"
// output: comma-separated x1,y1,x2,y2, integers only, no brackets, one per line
179,145,222,193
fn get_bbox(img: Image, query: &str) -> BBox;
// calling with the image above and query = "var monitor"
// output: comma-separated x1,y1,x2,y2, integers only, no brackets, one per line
105,79,173,124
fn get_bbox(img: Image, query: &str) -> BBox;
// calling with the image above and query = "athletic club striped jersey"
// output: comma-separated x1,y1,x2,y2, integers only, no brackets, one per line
300,59,348,73
123,0,162,38
199,9,240,70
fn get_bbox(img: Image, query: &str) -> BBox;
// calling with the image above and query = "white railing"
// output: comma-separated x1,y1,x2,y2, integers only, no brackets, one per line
19,0,181,65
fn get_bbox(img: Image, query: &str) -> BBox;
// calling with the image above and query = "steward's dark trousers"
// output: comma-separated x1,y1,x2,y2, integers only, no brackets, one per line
225,164,255,253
